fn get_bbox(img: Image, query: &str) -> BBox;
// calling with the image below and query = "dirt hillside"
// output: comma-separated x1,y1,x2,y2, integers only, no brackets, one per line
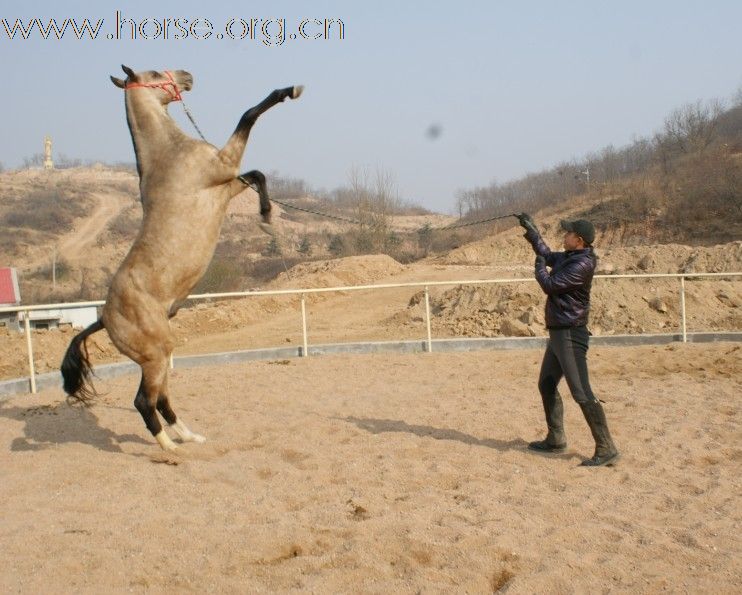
0,168,455,302
0,167,740,382
1,240,740,382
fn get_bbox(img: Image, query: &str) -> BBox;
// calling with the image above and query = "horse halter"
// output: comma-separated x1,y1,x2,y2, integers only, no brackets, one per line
122,69,207,141
124,70,182,102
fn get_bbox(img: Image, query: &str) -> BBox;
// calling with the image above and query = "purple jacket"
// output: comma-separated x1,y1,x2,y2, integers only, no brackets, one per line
524,228,596,328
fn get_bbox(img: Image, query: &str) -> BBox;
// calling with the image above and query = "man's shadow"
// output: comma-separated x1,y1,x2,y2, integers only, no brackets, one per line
344,416,574,459
0,399,150,454
344,416,528,451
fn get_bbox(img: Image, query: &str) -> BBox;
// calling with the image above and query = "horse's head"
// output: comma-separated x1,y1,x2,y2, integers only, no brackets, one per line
110,65,193,104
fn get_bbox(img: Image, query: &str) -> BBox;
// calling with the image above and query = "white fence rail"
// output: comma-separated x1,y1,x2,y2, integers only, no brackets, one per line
1,272,740,394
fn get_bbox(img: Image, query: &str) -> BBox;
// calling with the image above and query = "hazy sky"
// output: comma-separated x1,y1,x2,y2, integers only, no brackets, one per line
1,0,740,212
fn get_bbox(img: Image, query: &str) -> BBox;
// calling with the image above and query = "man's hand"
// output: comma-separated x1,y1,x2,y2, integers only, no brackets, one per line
517,213,538,234
535,255,546,268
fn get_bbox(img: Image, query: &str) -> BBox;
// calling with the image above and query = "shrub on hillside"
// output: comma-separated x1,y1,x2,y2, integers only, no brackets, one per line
250,257,302,284
2,189,87,233
327,234,346,257
193,258,245,294
108,207,141,240
28,258,73,282
663,150,742,241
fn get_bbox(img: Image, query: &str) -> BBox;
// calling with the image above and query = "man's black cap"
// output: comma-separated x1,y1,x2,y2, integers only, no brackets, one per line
560,219,595,245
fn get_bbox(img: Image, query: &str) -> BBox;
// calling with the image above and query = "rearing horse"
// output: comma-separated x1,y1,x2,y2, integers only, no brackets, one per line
61,66,303,451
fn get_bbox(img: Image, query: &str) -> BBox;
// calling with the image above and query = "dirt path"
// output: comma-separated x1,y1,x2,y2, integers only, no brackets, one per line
56,192,128,263
20,191,129,272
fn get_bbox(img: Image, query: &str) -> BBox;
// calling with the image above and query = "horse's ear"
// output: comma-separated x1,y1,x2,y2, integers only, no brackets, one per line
121,65,136,78
110,76,125,89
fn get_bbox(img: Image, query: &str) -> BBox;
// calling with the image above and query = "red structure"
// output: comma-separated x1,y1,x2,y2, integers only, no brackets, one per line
0,267,21,305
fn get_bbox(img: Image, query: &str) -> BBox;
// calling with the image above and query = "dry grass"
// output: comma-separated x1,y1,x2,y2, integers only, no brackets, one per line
2,188,90,233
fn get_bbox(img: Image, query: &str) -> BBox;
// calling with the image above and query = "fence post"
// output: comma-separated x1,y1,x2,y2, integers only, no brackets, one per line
23,311,37,394
680,276,687,343
301,293,309,357
424,286,433,353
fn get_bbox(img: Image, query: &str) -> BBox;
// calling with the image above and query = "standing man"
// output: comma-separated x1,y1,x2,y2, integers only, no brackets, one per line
518,213,619,466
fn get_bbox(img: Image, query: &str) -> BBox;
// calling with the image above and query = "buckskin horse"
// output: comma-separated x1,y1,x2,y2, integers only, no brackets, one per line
61,66,303,451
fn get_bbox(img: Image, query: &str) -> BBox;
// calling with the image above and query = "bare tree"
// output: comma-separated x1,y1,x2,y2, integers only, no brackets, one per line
267,171,308,199
343,165,401,252
455,191,466,218
417,223,433,256
372,167,400,220
662,100,722,155
57,154,83,169
22,153,45,168
733,85,742,108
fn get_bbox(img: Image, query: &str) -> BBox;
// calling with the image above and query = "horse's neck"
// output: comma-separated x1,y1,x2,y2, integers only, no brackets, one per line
125,95,187,177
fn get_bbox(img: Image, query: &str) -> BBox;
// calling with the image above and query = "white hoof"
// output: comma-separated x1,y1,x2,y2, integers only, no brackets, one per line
292,85,304,99
258,221,273,235
155,430,180,452
171,419,206,444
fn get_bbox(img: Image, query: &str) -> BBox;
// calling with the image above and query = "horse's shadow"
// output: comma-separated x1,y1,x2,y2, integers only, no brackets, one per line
344,416,532,452
0,399,149,454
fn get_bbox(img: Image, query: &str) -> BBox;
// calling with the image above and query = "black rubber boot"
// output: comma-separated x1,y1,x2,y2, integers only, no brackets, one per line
578,400,619,466
528,439,567,453
528,390,567,453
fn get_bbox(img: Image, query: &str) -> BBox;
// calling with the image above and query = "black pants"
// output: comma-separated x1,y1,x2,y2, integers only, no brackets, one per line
538,326,597,405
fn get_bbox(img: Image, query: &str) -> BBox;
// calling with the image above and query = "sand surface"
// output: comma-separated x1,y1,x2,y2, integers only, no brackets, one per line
1,342,740,593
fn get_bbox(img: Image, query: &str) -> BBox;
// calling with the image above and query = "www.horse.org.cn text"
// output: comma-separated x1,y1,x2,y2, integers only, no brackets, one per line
0,11,345,46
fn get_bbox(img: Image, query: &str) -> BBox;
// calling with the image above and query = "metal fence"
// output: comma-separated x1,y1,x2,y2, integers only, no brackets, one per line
0,272,740,393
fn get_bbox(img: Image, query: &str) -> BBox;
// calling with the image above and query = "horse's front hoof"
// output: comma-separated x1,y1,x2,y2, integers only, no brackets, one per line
155,430,180,452
291,85,304,99
258,221,273,235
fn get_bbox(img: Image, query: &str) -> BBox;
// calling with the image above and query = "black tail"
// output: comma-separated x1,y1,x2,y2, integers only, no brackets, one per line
61,319,105,405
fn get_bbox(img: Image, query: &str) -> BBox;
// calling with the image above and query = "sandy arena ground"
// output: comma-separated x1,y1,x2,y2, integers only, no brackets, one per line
0,343,740,593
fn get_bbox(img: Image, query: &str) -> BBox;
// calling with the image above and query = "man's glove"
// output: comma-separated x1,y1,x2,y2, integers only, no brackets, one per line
535,255,546,268
517,213,538,234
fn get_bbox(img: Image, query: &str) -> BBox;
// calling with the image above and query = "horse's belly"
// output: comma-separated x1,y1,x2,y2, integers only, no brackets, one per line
107,190,228,313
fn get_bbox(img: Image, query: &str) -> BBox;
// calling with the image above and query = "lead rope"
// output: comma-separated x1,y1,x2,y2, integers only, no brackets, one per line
187,103,517,232
180,98,208,143
264,194,519,232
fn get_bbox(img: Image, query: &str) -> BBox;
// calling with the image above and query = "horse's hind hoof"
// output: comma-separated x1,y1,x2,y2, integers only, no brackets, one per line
171,420,206,444
292,85,304,99
258,221,273,235
155,430,180,452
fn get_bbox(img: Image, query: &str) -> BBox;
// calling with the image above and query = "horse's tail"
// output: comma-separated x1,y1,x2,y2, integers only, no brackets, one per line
61,319,105,405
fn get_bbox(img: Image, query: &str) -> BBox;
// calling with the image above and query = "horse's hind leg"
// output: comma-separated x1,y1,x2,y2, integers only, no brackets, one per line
238,169,271,223
134,358,179,451
157,376,206,444
167,412,206,444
